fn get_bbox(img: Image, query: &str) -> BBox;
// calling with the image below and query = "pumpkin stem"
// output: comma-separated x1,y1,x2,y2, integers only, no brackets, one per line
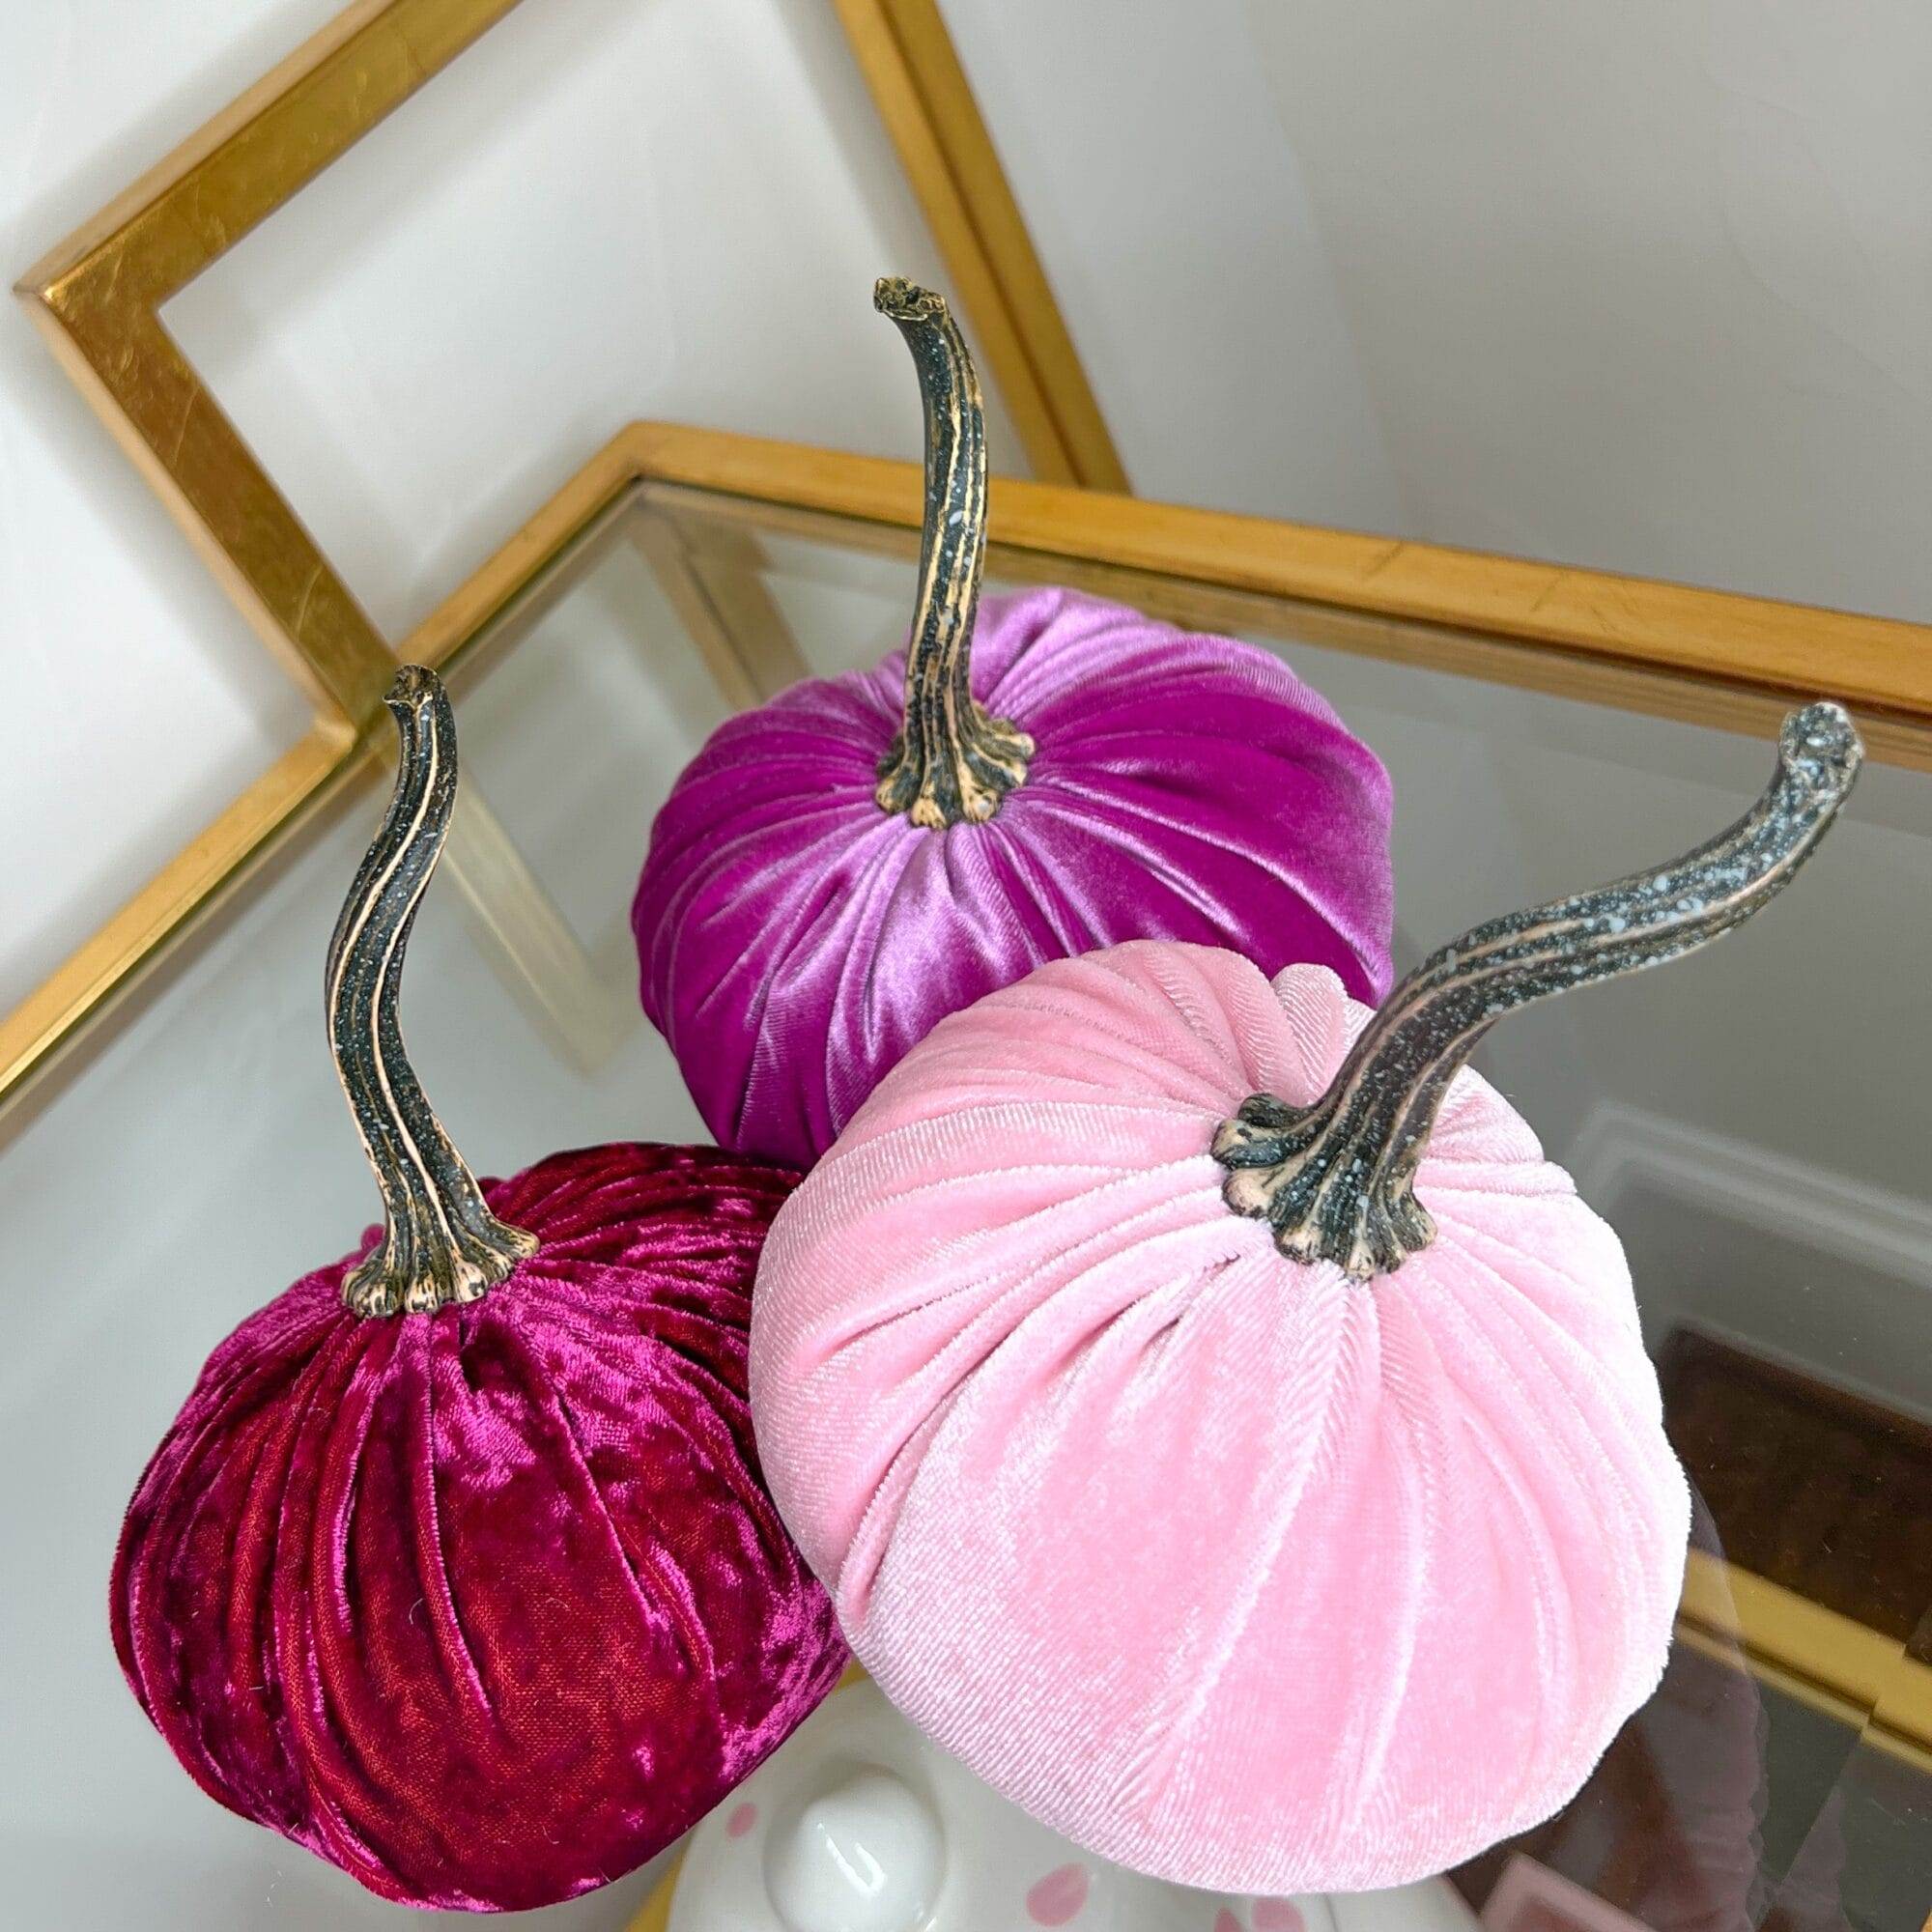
1214,702,1862,1280
326,666,538,1317
872,276,1033,828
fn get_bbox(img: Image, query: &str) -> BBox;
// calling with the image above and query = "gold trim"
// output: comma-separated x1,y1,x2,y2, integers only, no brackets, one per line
11,425,1932,1114
600,427,1932,751
832,0,1127,491
1679,1548,1932,1772
16,0,519,721
7,0,1118,1115
423,422,1932,770
635,479,1932,774
0,723,357,1112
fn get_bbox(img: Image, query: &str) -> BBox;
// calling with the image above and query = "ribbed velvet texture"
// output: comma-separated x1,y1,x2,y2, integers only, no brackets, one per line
751,945,1691,1893
113,1142,848,1913
634,587,1395,1168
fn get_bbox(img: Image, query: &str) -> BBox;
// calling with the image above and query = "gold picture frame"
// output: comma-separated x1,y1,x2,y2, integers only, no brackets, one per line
11,0,1932,1129
8,0,1124,1116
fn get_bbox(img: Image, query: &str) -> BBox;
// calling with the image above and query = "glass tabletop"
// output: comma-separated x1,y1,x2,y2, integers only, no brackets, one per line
5,479,1927,1930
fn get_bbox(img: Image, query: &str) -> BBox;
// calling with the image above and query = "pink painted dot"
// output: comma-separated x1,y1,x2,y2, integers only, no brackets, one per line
1026,1861,1090,1925
1254,1906,1304,1932
1213,1913,1245,1932
724,1801,758,1838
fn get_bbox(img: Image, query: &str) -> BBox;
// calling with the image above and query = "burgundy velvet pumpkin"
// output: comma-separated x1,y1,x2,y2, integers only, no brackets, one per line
633,278,1395,1169
111,668,846,1913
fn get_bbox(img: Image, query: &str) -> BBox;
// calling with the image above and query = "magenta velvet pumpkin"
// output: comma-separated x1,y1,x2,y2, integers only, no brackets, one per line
634,281,1394,1169
749,705,1859,1892
112,670,846,1913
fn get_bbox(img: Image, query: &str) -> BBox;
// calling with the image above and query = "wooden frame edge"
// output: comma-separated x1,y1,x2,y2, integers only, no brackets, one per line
0,723,358,1119
14,0,521,721
1680,1548,1932,1771
625,426,1932,705
504,423,1932,757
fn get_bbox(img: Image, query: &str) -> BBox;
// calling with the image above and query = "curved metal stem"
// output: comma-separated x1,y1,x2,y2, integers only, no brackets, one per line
871,276,1033,827
326,666,537,1317
1214,702,1863,1279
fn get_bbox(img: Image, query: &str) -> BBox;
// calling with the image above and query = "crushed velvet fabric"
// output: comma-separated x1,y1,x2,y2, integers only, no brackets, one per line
112,1142,848,1913
751,946,1691,1893
634,586,1395,1169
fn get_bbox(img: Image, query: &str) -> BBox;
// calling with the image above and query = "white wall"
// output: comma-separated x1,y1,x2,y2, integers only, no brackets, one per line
1,1,321,1013
932,0,1406,538
0,0,1006,1011
944,0,1932,620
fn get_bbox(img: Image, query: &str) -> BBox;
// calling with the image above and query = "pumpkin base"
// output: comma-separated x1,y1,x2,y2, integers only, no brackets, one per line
1213,1099,1436,1281
874,704,1035,828
341,1215,540,1317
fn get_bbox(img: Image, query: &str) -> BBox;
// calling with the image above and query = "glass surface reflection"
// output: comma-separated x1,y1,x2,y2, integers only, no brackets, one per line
5,484,1926,1927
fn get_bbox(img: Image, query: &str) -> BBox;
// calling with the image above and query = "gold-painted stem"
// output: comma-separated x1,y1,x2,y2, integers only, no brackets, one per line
871,277,1033,827
326,667,537,1317
1215,703,1863,1280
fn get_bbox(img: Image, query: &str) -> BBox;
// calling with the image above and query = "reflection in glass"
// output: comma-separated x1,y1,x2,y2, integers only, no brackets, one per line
5,481,1926,1925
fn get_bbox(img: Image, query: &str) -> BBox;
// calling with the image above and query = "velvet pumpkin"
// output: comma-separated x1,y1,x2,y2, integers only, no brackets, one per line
633,278,1394,1169
750,702,1861,1893
111,668,846,1913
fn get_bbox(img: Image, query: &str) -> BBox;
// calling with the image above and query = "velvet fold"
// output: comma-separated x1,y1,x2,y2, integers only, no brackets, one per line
635,587,1396,1169
113,1142,848,1913
749,945,1691,1893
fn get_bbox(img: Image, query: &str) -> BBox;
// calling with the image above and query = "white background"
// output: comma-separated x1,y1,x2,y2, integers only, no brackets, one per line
945,0,1932,613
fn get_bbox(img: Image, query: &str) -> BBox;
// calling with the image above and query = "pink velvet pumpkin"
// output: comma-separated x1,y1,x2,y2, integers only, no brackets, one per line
750,703,1860,1892
634,279,1394,1169
112,669,846,1913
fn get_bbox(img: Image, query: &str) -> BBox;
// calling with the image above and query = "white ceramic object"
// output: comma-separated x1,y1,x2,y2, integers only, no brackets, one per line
666,1679,1484,1932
